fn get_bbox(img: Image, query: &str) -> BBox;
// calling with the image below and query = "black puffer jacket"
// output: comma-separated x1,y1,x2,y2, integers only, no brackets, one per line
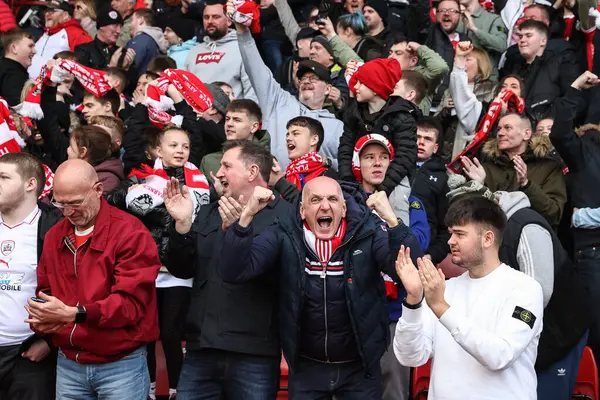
338,96,421,196
411,155,450,264
218,184,424,375
105,167,208,264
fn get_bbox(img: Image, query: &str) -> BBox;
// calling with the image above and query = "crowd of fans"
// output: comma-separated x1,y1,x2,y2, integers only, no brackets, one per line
0,0,599,398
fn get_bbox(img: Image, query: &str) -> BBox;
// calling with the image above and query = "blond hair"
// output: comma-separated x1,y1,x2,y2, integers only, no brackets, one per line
470,47,492,82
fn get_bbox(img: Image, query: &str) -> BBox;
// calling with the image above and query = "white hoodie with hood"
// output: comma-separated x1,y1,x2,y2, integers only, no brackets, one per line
184,30,257,102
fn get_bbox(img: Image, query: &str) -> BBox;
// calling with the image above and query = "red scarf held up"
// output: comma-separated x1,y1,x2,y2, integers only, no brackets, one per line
304,219,348,266
146,69,214,128
0,97,54,199
447,89,525,174
16,60,112,120
227,0,261,34
285,151,328,190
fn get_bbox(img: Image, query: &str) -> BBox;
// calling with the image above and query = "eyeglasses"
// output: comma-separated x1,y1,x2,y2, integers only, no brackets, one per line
437,8,460,14
51,183,99,209
299,75,322,83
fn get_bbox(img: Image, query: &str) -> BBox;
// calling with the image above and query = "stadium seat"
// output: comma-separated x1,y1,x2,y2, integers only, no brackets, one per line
277,355,289,400
572,346,598,400
412,359,432,400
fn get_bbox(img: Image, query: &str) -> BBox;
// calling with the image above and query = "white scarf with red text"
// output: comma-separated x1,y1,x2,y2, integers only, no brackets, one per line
126,158,210,221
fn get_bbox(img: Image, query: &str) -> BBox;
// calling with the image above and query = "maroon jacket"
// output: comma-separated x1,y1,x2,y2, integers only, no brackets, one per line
95,158,124,194
36,198,160,364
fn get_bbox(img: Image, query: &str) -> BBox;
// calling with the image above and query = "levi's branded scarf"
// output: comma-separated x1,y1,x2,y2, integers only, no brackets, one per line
285,151,327,190
126,159,210,222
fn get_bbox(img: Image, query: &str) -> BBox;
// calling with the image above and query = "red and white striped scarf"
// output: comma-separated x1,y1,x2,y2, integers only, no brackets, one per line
146,68,214,128
0,98,53,199
15,60,112,120
303,219,347,266
447,89,525,173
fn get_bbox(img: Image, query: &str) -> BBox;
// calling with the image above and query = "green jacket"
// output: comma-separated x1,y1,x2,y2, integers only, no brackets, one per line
201,130,271,180
482,136,567,228
329,36,448,115
117,14,132,48
457,7,507,80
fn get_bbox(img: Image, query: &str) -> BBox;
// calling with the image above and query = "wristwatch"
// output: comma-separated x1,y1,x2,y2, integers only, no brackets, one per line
75,306,87,323
402,296,423,310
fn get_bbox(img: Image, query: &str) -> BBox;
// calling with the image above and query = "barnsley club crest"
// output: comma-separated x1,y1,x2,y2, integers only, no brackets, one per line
1,240,15,256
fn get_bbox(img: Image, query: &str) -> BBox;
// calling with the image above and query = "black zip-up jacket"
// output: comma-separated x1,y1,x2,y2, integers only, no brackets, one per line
74,37,119,69
423,25,470,105
338,96,420,196
411,155,450,264
550,87,600,251
501,51,586,124
217,188,424,375
165,196,292,357
0,57,28,107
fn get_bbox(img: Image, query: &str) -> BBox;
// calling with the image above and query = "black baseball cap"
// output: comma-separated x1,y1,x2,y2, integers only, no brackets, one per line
296,60,332,84
44,0,74,15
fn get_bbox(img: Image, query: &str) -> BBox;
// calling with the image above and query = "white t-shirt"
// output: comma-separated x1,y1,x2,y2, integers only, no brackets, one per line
0,206,41,346
394,263,544,400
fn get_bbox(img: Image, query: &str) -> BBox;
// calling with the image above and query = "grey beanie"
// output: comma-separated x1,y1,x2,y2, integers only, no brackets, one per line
205,83,231,116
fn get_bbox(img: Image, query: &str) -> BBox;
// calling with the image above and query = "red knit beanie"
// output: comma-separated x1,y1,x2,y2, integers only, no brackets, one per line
352,58,402,101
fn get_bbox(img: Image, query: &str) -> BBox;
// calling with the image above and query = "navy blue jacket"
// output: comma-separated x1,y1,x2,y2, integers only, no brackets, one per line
218,189,423,375
127,31,162,77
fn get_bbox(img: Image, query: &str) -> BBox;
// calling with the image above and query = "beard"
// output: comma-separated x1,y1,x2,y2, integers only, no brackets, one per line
452,244,484,270
205,25,227,40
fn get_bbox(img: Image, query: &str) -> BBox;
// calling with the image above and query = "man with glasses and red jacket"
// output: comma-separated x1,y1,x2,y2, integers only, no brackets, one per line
25,159,160,400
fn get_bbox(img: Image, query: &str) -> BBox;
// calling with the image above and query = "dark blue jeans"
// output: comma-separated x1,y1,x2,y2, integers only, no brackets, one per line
176,349,280,400
576,248,600,363
289,358,382,399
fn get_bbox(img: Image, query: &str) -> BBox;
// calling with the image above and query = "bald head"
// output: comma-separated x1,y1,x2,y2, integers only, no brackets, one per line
301,176,343,203
55,159,99,191
53,160,103,230
300,176,346,240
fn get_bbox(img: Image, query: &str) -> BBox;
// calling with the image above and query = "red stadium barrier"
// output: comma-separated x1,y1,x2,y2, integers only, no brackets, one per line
277,355,289,399
573,346,599,400
411,359,432,400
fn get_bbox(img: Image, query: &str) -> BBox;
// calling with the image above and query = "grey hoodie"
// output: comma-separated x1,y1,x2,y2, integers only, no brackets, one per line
497,191,554,306
138,26,168,53
236,30,343,170
185,30,257,102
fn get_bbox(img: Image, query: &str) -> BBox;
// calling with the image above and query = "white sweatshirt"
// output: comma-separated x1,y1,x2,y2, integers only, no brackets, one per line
394,263,543,400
